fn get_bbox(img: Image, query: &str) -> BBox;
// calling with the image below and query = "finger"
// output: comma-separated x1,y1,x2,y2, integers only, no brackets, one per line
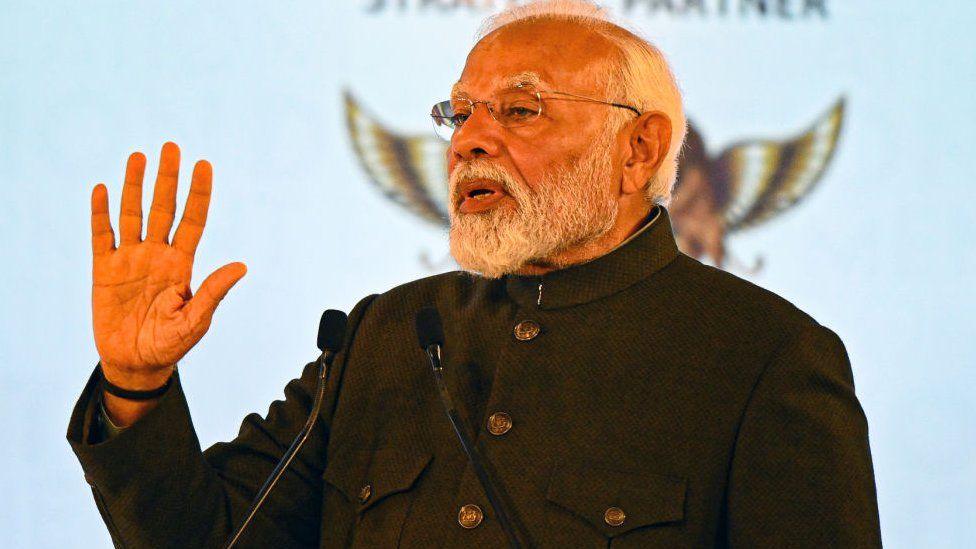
172,160,212,257
183,262,247,328
91,184,116,256
119,152,146,245
146,142,180,243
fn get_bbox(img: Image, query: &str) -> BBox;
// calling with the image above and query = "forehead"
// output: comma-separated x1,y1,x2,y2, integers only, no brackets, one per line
454,18,617,97
451,71,546,98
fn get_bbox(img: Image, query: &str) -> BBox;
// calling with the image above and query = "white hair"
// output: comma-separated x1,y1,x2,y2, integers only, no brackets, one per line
477,0,687,205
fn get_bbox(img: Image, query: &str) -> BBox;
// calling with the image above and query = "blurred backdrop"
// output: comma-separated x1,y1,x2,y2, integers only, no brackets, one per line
1,1,974,546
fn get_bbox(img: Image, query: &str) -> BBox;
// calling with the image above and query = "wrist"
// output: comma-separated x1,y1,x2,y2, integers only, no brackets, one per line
101,391,162,429
99,361,175,391
101,369,173,401
97,363,176,428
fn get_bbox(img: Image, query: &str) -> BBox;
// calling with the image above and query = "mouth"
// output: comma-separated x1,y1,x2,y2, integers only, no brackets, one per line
457,179,510,214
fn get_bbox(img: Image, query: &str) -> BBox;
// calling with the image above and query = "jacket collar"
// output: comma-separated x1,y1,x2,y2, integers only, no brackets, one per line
504,205,680,310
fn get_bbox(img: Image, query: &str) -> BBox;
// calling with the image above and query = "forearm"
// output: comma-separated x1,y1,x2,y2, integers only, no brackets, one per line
67,363,328,548
68,367,240,547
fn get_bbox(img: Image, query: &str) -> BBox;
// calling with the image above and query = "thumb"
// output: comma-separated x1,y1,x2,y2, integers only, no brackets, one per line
184,262,247,328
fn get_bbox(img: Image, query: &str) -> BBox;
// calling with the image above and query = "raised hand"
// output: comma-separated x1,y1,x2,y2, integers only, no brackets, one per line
91,142,246,399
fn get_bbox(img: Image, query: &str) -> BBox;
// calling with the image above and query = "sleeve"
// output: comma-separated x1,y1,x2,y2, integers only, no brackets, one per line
66,294,378,548
97,399,129,441
725,324,882,548
91,372,156,444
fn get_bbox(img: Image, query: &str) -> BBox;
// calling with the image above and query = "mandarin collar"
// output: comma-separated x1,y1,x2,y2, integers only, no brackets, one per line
503,205,679,310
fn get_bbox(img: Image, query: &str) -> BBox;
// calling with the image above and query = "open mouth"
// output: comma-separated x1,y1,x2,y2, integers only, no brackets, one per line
458,179,508,214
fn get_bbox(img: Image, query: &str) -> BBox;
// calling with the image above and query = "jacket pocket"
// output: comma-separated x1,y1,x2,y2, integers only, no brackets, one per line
320,446,432,547
544,461,686,547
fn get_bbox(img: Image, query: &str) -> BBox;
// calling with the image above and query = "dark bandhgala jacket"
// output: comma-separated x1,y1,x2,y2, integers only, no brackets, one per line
67,206,882,548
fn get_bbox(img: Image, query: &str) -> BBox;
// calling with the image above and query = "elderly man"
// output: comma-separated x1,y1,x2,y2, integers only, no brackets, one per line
68,1,881,547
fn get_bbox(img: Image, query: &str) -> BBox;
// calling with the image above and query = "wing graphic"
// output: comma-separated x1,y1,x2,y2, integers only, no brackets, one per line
343,90,450,227
711,97,846,232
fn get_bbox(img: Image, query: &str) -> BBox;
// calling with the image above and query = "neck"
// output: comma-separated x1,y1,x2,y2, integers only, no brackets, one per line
514,206,653,276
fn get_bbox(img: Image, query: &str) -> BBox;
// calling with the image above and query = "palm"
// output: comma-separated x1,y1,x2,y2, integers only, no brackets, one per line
94,242,194,369
90,142,246,376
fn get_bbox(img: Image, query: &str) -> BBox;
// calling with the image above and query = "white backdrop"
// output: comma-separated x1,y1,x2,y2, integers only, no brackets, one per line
1,1,974,546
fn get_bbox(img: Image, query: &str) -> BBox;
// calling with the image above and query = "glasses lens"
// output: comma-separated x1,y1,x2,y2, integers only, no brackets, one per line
494,87,541,128
431,100,457,141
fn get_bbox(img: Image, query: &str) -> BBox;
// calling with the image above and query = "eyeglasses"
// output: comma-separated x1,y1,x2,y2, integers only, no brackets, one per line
430,83,641,141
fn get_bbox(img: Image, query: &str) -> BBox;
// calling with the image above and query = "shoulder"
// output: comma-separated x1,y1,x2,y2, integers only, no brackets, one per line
379,270,475,299
660,253,828,342
368,270,477,310
349,270,496,329
654,255,856,399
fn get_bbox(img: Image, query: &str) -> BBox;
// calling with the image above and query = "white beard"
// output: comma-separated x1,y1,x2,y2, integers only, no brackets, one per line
448,127,619,278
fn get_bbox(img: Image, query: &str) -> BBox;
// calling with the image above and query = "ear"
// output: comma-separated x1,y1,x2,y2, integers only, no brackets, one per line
621,112,672,197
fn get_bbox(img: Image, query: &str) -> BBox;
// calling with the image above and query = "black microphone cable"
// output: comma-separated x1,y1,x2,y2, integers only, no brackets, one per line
224,309,348,549
415,306,522,549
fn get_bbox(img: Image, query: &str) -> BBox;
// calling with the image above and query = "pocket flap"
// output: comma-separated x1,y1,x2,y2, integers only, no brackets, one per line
546,462,686,538
323,447,433,512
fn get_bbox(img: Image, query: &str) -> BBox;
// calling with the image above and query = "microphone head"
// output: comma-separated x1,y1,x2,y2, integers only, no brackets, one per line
415,306,444,349
317,309,348,353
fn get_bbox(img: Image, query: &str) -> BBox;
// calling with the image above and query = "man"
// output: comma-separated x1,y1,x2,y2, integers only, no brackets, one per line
68,1,882,547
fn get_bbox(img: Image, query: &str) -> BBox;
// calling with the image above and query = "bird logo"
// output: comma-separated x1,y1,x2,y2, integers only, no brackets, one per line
343,90,845,272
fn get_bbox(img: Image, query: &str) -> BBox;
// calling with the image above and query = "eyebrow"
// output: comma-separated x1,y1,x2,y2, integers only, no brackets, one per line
504,71,542,89
451,71,547,98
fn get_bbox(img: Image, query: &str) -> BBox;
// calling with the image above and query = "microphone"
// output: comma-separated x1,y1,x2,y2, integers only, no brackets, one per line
225,309,348,549
318,309,348,358
415,305,445,353
414,307,522,549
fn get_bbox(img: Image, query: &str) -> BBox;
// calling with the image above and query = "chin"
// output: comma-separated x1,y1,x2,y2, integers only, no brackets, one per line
448,236,518,280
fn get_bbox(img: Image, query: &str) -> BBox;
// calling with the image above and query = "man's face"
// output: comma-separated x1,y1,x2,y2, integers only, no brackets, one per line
447,20,627,278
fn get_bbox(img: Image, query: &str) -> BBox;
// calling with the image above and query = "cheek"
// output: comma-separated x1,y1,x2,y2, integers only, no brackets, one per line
447,149,457,174
507,143,578,191
530,155,585,190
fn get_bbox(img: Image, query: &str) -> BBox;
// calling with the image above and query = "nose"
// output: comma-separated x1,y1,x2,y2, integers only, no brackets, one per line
450,103,502,162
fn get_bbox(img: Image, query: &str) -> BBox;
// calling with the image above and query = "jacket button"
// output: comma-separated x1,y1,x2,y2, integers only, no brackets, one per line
358,484,372,504
604,506,626,527
487,412,513,436
513,320,541,341
458,504,484,529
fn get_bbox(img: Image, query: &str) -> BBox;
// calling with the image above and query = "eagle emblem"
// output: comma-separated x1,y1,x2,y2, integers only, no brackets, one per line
343,90,845,271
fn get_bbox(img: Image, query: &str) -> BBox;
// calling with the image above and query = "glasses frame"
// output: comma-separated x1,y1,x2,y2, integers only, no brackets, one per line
430,84,642,140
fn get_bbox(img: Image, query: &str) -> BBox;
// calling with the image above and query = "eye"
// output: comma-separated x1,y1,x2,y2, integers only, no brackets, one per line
497,98,540,126
448,102,473,127
504,105,537,120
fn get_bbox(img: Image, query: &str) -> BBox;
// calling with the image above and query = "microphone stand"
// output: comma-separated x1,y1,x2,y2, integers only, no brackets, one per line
422,343,522,549
224,350,334,549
